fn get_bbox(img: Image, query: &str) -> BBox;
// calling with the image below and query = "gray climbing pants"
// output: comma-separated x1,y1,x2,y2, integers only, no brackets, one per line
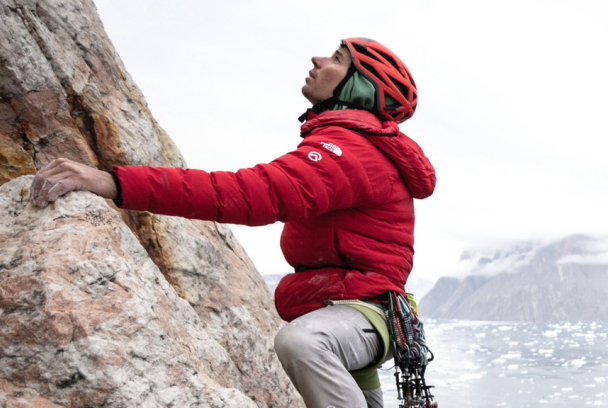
274,305,388,408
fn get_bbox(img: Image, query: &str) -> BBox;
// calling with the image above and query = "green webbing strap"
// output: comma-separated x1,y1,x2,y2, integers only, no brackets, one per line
341,303,391,390
407,293,418,313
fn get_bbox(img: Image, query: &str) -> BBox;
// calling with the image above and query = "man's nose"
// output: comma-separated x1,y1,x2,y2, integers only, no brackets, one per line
311,56,325,68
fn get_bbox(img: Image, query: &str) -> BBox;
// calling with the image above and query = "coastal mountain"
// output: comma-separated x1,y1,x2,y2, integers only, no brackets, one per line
419,235,608,322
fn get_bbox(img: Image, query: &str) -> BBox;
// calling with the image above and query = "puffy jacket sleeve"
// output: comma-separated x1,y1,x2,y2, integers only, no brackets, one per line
112,135,374,226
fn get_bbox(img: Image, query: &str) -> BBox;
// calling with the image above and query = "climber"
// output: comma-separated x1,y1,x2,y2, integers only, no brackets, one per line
29,38,436,408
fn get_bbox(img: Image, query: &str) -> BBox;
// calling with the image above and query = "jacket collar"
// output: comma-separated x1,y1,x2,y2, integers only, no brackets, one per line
300,109,399,138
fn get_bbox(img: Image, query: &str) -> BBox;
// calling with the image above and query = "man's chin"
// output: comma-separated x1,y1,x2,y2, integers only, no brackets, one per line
301,87,316,105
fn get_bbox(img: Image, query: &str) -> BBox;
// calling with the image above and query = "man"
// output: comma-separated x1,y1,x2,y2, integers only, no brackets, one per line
30,38,436,408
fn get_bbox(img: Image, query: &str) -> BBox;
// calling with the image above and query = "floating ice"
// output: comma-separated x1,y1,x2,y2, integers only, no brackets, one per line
383,319,606,407
499,326,512,331
459,373,484,381
465,361,481,370
564,359,587,368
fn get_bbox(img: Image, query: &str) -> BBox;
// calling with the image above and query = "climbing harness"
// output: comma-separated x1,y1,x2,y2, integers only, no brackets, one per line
383,292,438,408
325,292,438,407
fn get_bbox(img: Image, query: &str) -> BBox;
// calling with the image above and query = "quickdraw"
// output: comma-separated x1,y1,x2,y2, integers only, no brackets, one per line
383,292,438,408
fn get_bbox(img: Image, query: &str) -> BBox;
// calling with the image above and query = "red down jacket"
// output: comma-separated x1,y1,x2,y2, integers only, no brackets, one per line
113,109,436,322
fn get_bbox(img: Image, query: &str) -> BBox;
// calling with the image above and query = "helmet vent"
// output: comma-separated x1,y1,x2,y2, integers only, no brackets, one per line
407,72,416,88
388,76,409,100
375,49,401,72
352,42,376,60
359,60,382,81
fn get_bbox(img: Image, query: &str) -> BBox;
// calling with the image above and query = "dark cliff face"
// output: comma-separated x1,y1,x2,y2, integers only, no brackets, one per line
419,235,608,322
416,277,461,316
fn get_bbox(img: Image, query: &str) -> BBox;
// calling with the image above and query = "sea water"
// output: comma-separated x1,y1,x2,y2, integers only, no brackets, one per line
379,319,608,407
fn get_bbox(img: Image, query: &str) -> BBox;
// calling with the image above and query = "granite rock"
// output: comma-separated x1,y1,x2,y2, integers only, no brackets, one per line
0,0,302,406
0,176,260,407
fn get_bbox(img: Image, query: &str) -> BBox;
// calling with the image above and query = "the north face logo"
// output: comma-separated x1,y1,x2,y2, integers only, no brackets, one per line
321,142,342,156
308,151,322,162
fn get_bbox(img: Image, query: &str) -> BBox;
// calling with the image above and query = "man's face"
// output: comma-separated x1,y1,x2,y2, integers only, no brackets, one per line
302,46,352,105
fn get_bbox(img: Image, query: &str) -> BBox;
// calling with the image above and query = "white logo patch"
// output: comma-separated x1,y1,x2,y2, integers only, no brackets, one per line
321,141,343,156
308,151,322,162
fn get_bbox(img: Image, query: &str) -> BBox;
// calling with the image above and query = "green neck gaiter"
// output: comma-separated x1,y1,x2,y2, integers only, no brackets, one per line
333,71,376,111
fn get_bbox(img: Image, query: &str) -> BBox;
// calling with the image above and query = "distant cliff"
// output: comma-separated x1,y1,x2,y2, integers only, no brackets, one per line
419,235,608,322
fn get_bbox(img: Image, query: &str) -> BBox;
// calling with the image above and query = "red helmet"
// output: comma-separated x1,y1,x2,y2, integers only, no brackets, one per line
341,38,417,123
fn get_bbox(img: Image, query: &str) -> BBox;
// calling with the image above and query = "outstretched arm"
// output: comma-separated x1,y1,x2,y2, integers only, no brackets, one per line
29,135,374,225
112,139,373,225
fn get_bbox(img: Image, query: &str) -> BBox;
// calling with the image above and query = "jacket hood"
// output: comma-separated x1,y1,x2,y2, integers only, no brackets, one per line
301,110,436,199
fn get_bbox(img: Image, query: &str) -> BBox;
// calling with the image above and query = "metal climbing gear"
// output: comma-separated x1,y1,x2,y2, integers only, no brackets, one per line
383,292,438,408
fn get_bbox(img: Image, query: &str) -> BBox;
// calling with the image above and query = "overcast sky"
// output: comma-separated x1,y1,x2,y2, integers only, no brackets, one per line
94,0,608,282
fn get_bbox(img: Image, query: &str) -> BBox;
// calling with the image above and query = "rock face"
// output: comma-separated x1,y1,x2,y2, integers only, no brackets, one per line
0,177,261,407
419,235,608,322
0,0,302,407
